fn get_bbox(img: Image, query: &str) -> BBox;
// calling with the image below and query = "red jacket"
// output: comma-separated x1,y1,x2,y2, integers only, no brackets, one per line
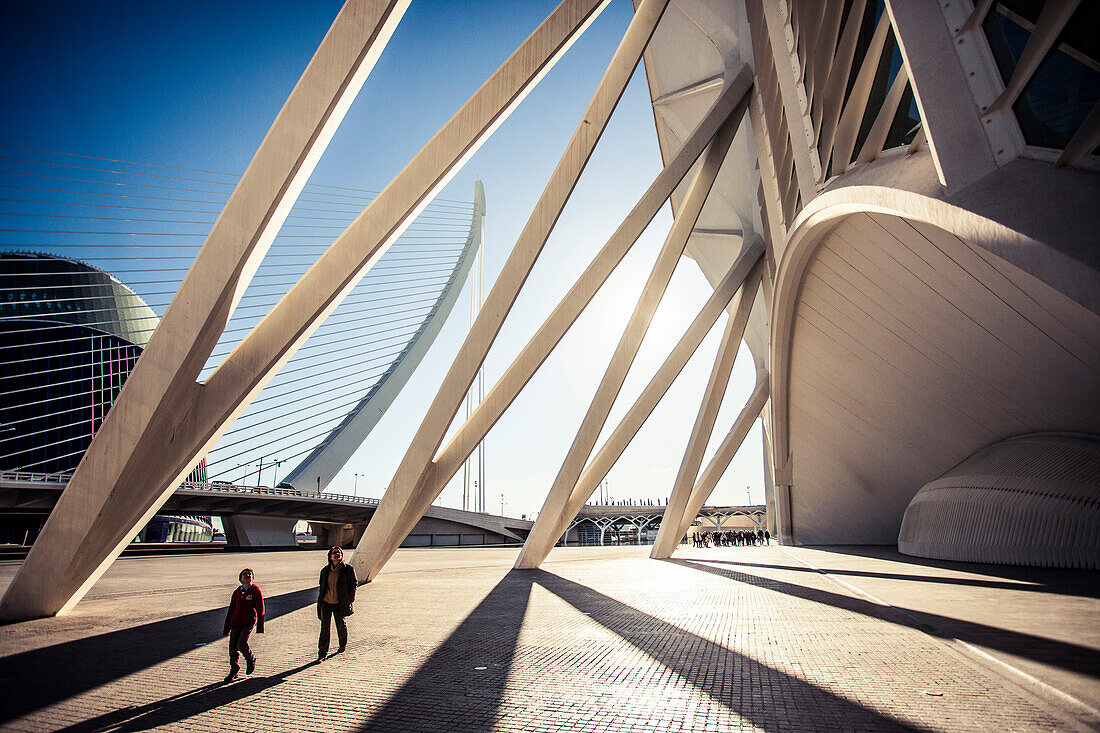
224,584,265,634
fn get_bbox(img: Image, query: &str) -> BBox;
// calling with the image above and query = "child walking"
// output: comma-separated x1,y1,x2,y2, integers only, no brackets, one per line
222,567,264,682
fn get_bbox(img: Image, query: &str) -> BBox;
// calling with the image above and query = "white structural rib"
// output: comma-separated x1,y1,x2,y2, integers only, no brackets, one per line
554,254,765,546
515,100,752,570
0,0,609,621
282,182,486,494
756,0,822,195
831,11,892,176
985,0,1080,116
351,0,673,583
855,65,910,166
651,260,762,559
1056,101,1100,168
673,375,770,546
418,69,754,519
0,0,412,621
817,0,868,169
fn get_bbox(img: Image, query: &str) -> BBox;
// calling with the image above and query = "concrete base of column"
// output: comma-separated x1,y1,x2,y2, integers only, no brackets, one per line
309,522,366,548
221,516,298,547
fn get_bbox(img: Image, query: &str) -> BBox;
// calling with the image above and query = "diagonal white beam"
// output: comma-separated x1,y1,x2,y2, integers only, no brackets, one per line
0,0,411,621
817,0,868,170
280,182,487,494
553,255,764,545
414,69,754,528
854,64,910,166
515,99,751,571
0,0,610,621
830,11,892,176
1057,101,1100,168
985,0,1080,115
651,261,762,559
672,375,770,546
351,0,674,582
756,0,822,195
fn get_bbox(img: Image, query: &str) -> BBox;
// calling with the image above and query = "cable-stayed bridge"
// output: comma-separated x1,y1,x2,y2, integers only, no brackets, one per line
1,147,487,543
0,471,530,549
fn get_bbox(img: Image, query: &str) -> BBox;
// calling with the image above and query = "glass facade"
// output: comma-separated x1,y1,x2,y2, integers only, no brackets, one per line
1,252,155,474
1,251,209,544
983,1,1100,152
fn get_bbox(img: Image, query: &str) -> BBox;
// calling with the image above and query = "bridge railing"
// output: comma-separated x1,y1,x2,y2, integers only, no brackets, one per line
0,470,73,484
175,481,381,505
0,471,380,506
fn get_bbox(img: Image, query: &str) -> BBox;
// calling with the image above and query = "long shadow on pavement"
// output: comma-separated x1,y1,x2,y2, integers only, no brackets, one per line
711,547,1100,597
0,586,316,724
671,559,1100,680
358,570,533,733
53,662,316,732
532,569,926,732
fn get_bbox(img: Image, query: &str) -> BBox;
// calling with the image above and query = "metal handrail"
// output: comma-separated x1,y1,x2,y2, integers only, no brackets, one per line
0,470,380,505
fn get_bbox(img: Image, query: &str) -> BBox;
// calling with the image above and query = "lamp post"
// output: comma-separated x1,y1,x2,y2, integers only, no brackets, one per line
354,472,363,498
270,458,284,487
501,493,505,517
746,485,752,506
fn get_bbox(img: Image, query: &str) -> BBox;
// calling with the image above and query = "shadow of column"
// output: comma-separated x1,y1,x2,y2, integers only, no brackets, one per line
532,569,926,732
358,570,534,733
0,586,317,724
53,661,318,732
671,558,1100,678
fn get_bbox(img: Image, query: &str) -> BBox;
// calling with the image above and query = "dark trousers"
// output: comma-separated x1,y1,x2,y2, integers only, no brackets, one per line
228,626,254,672
318,601,347,654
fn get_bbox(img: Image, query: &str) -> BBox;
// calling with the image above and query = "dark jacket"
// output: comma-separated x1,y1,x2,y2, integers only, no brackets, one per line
317,562,356,618
224,584,265,634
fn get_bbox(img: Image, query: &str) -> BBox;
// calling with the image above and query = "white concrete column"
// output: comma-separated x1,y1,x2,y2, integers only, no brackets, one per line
756,0,822,195
222,516,298,548
0,0,411,620
884,0,998,190
418,69,754,510
555,255,764,547
515,103,751,570
651,263,762,559
351,0,674,582
672,376,770,547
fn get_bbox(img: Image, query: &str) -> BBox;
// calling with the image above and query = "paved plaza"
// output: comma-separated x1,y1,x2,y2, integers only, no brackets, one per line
0,544,1097,732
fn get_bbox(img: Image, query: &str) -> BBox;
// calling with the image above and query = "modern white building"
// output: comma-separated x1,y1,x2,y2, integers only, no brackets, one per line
634,0,1099,568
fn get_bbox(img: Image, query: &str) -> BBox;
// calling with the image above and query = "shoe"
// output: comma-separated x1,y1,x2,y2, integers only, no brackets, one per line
317,652,326,662
224,671,238,683
337,645,346,654
246,656,255,675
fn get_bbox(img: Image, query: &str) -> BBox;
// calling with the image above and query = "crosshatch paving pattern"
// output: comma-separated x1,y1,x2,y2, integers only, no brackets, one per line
0,545,1096,732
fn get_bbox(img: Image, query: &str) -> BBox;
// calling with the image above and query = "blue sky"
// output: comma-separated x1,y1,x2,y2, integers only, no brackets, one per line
1,0,764,517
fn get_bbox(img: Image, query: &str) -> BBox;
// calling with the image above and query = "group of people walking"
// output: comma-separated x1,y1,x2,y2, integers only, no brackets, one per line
221,545,357,682
691,528,769,548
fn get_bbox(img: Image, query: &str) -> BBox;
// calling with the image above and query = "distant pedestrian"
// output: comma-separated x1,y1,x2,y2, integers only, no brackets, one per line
764,530,771,545
222,567,264,682
317,546,356,660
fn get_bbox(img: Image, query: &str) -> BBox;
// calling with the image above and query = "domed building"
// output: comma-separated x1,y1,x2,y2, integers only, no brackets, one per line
1,251,210,543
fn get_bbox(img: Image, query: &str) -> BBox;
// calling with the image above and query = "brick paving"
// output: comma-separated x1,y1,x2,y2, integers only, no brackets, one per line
0,545,1097,732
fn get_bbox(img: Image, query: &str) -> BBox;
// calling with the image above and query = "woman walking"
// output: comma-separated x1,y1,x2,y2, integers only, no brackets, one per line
317,546,356,660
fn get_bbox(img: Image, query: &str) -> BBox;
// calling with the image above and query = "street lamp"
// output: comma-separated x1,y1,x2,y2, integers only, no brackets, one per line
270,458,284,487
354,472,363,498
746,485,752,506
500,493,505,516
